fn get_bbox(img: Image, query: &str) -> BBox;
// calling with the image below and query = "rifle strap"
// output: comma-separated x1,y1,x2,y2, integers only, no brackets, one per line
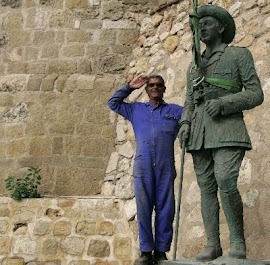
205,77,241,93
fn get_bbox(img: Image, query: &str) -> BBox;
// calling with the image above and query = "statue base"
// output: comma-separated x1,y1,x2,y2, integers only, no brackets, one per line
160,257,270,265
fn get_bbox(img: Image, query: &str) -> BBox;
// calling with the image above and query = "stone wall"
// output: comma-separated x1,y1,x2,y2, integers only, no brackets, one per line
0,0,270,263
104,0,270,261
0,197,138,265
0,0,150,196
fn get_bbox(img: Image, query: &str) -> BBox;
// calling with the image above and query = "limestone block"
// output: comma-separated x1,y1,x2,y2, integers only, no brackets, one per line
101,1,123,20
33,220,51,235
124,198,136,221
99,29,117,44
8,30,30,47
101,181,115,196
118,141,134,158
5,12,23,31
77,58,91,74
136,56,149,74
76,75,95,91
0,236,10,254
69,262,90,265
52,137,63,155
13,236,37,254
5,124,23,139
48,60,77,74
118,158,130,172
26,74,44,91
97,221,114,236
113,237,132,261
98,54,127,74
106,152,120,174
102,20,137,30
33,31,55,46
117,29,139,46
55,75,68,92
163,35,179,53
60,236,85,255
53,220,72,236
242,7,260,22
7,62,29,74
229,2,242,17
66,30,92,43
242,189,259,208
13,208,34,223
6,138,26,158
62,44,85,57
140,17,155,37
115,175,134,199
41,45,59,59
41,74,58,91
76,220,96,235
152,14,163,28
87,239,110,257
29,137,52,156
28,63,46,74
2,258,24,265
66,0,88,9
0,219,9,234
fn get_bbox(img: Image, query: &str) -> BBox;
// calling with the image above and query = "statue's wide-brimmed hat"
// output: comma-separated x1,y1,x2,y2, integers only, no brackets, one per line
197,5,235,44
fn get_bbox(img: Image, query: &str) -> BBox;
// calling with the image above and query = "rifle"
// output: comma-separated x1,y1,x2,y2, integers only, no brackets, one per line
189,0,205,93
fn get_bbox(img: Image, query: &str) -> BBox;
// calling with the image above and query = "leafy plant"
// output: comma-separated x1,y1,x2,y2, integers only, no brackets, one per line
5,167,42,201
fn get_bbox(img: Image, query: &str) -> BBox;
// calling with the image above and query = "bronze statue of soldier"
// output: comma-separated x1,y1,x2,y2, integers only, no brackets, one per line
179,4,264,261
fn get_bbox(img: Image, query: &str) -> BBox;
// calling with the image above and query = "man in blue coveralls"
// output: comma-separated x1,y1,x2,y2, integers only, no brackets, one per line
108,74,183,265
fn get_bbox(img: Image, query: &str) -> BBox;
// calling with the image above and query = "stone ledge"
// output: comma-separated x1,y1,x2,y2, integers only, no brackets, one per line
161,257,270,265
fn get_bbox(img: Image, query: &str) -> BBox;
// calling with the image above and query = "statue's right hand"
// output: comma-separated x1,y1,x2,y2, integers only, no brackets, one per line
178,123,190,147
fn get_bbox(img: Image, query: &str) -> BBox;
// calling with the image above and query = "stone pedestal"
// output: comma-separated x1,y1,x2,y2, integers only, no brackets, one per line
160,257,270,265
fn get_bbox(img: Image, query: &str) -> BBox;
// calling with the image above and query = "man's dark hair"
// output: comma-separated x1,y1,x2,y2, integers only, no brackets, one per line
147,74,165,85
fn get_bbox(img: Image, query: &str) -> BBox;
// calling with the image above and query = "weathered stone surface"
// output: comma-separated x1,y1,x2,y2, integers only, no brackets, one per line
97,221,114,235
42,238,59,255
2,258,24,265
115,175,134,199
33,220,51,235
76,220,96,235
53,220,72,236
113,237,132,261
87,239,110,257
60,237,85,255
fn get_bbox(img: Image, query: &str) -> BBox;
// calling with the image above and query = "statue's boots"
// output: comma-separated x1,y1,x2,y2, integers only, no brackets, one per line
229,242,246,259
220,190,246,259
134,252,153,265
196,191,222,261
196,245,222,261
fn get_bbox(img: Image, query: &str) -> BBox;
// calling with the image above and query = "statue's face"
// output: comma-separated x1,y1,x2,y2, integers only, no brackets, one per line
199,16,223,44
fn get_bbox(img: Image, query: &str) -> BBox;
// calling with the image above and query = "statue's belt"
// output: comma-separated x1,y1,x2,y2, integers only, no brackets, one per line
204,78,241,93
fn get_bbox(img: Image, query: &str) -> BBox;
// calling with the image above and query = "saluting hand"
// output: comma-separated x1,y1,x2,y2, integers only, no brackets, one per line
205,99,222,117
129,75,149,89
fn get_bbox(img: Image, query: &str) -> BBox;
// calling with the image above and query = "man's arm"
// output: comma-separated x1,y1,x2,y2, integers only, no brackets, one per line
108,75,149,120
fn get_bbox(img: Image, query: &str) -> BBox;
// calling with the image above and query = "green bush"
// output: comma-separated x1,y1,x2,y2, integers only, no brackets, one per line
5,166,42,201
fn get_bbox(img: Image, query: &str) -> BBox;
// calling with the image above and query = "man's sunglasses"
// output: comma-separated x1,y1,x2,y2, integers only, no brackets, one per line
147,82,164,88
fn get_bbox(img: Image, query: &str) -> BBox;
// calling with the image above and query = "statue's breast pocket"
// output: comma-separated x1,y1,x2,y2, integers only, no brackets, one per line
213,66,232,80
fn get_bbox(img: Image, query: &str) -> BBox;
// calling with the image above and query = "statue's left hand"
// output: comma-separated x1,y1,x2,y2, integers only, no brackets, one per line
205,99,222,117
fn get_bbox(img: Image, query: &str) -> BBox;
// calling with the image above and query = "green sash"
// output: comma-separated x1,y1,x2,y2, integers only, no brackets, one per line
205,78,241,93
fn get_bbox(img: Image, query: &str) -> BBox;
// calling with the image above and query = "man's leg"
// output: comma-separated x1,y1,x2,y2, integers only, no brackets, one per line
191,149,222,261
213,147,246,259
133,157,155,265
154,164,175,256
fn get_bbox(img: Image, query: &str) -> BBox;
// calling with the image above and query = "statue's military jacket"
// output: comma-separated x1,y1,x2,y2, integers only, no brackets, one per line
181,43,264,151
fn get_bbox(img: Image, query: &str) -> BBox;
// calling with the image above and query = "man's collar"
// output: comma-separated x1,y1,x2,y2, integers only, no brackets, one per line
202,43,228,58
146,100,167,107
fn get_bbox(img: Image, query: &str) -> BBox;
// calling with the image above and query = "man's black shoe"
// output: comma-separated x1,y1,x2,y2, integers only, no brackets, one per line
153,251,167,264
134,252,153,265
